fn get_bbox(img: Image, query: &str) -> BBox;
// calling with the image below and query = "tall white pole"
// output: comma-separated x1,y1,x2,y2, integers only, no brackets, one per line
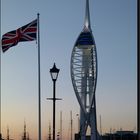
100,115,102,136
37,13,41,140
70,111,73,140
60,111,62,140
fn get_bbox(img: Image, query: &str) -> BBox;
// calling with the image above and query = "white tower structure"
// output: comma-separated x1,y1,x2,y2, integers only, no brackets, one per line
70,0,100,140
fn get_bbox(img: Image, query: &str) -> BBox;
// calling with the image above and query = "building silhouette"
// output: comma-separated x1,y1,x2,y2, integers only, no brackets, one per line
102,131,137,140
75,130,137,140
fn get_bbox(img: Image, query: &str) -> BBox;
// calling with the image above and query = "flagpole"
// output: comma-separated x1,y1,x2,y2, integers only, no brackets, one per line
0,46,2,140
0,15,2,139
37,13,41,140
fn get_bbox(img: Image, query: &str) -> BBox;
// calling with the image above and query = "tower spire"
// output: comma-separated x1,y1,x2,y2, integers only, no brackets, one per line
84,0,91,30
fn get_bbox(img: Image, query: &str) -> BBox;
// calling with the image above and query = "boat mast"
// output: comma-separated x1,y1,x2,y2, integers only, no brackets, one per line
60,111,62,140
70,111,73,140
7,126,9,140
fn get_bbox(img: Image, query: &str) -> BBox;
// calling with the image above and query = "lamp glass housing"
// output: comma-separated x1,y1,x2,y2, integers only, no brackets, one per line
50,63,60,81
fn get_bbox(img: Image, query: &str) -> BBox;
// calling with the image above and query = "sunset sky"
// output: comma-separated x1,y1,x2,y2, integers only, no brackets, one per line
1,0,137,140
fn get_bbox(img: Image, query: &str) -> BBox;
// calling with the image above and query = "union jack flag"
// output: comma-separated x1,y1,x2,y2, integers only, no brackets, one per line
2,19,37,52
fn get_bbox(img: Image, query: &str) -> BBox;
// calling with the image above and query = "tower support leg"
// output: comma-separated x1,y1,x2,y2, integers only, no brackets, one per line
80,110,86,140
90,107,96,140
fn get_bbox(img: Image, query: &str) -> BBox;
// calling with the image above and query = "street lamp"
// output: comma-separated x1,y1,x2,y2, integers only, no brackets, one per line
49,63,60,140
50,63,60,81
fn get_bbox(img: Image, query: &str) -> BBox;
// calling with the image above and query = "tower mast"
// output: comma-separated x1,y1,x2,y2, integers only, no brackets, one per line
22,120,27,140
48,122,51,140
84,0,91,30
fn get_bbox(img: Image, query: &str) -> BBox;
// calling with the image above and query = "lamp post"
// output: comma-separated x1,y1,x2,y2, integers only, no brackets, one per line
76,114,80,133
48,63,60,140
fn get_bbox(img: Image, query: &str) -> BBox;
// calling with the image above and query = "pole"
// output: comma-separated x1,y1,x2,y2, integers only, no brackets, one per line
37,13,41,140
0,56,1,140
47,80,62,140
110,128,112,140
0,53,1,140
76,114,80,133
7,126,9,140
0,9,2,138
70,111,73,140
100,115,102,136
47,68,61,140
53,80,56,140
60,111,62,140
